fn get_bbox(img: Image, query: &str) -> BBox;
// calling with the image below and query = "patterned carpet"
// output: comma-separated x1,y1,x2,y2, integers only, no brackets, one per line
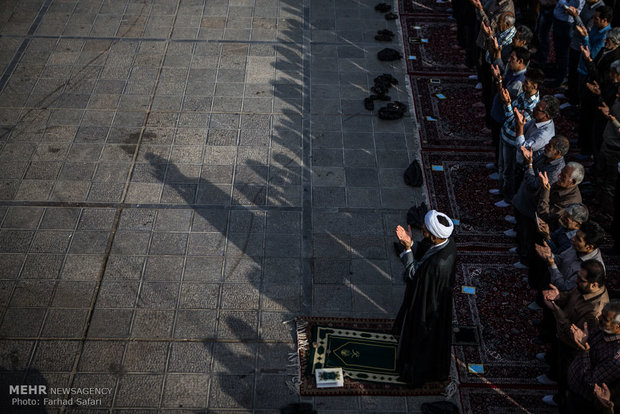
404,17,471,76
422,150,516,248
295,317,448,396
452,253,548,385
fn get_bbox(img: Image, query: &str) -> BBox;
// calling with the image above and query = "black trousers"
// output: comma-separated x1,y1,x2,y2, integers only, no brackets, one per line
514,209,538,265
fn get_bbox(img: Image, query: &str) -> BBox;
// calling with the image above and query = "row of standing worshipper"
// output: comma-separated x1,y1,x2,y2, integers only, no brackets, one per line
447,0,620,412
452,0,620,242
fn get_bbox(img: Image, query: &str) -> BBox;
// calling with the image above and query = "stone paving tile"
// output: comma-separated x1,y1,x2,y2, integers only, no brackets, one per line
0,0,463,411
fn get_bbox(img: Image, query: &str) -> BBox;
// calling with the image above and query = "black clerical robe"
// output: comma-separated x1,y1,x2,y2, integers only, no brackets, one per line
392,238,457,386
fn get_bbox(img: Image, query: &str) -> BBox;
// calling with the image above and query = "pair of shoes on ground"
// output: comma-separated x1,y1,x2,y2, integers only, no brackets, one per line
375,29,395,41
375,4,398,20
375,3,391,12
528,301,542,311
503,228,516,238
537,373,557,385
508,246,528,268
531,333,554,345
542,394,558,407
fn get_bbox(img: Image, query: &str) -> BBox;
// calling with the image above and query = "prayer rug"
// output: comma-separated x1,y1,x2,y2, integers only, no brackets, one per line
410,75,489,150
460,386,558,413
404,17,472,76
422,150,516,248
295,317,450,396
452,252,550,385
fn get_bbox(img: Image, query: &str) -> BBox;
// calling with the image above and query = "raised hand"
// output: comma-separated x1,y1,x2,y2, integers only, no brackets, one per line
570,322,589,349
520,145,533,164
580,45,591,61
537,218,550,239
481,22,493,38
490,37,502,58
396,225,413,249
513,108,526,129
586,80,601,96
470,0,483,10
594,384,613,408
565,6,579,17
575,25,588,38
491,64,501,80
499,87,511,104
538,171,550,190
598,102,611,118
535,241,553,264
542,283,560,301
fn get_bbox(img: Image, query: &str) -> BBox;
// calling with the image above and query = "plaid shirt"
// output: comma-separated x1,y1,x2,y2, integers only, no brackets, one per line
500,91,540,146
568,328,620,401
485,26,517,64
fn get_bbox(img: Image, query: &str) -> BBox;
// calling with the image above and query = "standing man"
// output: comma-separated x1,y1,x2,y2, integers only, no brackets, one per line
393,210,457,386
566,301,620,413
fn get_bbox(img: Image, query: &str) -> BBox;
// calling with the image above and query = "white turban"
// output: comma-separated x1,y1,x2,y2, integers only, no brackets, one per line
424,210,454,239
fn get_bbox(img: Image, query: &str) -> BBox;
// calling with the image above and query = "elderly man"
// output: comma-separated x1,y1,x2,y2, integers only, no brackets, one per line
528,203,589,318
510,136,569,268
539,203,590,255
393,210,457,386
538,162,585,229
565,301,620,414
537,260,609,408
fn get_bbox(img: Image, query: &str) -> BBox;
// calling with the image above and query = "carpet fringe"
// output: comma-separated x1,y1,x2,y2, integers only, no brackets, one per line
444,378,458,399
287,318,309,395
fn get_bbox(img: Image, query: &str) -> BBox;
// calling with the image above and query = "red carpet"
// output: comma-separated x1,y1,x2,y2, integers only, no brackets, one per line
422,150,515,248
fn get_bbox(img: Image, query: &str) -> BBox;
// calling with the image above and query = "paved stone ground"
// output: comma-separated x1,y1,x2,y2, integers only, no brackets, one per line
0,0,456,412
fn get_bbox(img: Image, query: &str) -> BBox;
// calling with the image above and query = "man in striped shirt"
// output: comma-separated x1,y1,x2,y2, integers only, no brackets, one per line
491,68,545,206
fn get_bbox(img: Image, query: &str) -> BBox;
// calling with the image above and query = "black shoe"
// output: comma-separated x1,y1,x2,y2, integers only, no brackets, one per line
378,101,407,120
375,73,399,85
377,29,395,36
377,48,402,61
371,85,389,95
375,34,393,41
385,12,398,20
364,97,375,111
375,3,392,12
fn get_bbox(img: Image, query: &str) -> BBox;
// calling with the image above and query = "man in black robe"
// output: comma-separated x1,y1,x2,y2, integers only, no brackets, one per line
393,210,458,386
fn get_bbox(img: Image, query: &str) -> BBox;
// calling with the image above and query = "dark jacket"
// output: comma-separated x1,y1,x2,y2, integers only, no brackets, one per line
393,239,457,386
513,156,565,218
538,184,582,230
